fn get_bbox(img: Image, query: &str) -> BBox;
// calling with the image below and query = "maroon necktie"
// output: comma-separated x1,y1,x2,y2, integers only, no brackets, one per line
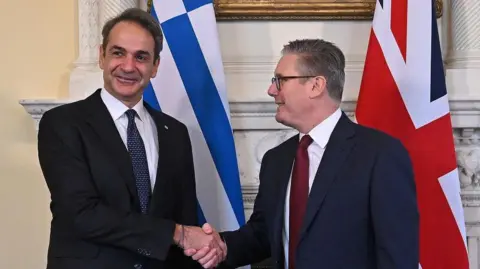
289,135,313,269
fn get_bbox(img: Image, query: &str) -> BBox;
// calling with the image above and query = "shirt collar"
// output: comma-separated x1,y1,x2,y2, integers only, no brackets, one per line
300,108,342,149
100,88,147,121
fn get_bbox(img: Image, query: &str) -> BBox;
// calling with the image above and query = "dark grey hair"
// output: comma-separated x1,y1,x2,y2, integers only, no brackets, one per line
101,8,163,62
281,39,345,102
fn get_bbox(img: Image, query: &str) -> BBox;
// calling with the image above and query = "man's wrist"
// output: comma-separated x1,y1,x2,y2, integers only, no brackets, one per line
220,234,228,259
173,224,184,247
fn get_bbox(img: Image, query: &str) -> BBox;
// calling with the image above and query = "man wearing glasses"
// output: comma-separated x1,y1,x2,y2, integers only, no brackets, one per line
185,39,419,269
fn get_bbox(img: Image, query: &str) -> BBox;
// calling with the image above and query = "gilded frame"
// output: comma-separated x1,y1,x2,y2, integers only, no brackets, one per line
147,0,443,20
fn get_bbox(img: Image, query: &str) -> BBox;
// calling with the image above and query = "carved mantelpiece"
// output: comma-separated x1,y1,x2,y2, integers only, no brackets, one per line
456,128,480,197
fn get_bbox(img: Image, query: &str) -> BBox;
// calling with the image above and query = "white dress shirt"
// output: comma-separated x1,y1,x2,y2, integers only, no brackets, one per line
283,108,342,268
100,89,159,189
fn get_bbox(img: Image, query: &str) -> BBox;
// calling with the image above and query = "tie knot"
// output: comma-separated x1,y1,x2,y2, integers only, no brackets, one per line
299,134,313,150
125,109,137,122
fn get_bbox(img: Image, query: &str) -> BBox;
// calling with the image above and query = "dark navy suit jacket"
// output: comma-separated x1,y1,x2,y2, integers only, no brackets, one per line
38,89,202,269
221,112,419,269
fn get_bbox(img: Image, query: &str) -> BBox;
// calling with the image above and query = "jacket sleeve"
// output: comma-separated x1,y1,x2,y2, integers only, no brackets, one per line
370,138,419,269
165,124,204,269
219,150,273,267
38,111,176,261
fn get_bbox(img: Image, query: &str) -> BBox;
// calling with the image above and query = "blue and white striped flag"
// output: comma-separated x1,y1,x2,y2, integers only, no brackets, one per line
144,0,248,255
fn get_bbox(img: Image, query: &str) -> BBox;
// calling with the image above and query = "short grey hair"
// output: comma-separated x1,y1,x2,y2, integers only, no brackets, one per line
281,39,345,102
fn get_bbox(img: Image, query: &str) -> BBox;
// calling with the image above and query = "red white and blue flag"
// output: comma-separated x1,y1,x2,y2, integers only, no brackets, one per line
355,0,468,268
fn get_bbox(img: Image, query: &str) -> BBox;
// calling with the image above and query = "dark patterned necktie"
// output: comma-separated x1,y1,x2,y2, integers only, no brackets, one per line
125,109,151,214
289,134,313,269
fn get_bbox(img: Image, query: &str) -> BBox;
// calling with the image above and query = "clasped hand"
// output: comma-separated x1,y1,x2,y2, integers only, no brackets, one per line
178,223,226,268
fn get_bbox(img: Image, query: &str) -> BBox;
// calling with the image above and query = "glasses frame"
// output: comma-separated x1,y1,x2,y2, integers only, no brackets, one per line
271,75,317,91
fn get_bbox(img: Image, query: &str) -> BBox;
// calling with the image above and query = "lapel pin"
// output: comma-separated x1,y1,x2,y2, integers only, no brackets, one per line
164,125,168,130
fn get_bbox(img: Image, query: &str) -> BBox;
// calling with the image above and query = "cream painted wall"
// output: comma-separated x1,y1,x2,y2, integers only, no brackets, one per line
0,0,76,268
218,21,373,102
218,18,447,102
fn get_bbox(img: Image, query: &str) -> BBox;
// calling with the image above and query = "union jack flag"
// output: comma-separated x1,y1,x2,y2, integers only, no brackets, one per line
355,0,469,268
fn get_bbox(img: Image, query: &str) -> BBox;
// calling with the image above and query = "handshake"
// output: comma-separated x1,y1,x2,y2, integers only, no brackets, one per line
174,223,227,268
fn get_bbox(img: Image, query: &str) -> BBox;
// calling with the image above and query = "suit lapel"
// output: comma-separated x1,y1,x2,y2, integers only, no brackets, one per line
84,90,139,204
144,104,173,213
298,113,356,242
272,135,298,259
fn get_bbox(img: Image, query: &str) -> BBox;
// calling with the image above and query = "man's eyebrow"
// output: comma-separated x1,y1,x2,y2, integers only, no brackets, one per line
109,45,125,52
136,50,151,56
109,46,152,57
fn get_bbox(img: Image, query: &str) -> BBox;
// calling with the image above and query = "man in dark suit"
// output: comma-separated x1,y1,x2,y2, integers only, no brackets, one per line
37,8,224,269
186,39,419,269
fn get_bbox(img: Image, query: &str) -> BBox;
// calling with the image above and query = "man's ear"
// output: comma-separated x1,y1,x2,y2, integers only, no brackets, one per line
99,45,105,70
309,76,327,99
151,57,160,78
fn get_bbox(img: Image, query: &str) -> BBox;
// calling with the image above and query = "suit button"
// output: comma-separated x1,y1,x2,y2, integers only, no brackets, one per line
133,264,142,269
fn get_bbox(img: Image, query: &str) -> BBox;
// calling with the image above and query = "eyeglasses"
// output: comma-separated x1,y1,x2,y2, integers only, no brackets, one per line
271,76,317,90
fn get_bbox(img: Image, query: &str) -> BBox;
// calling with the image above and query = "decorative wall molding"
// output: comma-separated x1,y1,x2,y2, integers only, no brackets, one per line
223,55,367,74
21,99,480,130
447,0,480,69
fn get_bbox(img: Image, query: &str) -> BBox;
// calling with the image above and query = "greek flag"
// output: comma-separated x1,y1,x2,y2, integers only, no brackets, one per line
144,0,248,255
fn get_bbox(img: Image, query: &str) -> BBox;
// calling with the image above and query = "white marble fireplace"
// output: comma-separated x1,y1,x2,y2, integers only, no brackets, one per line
19,0,480,268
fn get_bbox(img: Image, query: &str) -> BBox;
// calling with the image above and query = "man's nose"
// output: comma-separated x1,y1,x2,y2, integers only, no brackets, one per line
121,55,135,72
267,82,278,97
